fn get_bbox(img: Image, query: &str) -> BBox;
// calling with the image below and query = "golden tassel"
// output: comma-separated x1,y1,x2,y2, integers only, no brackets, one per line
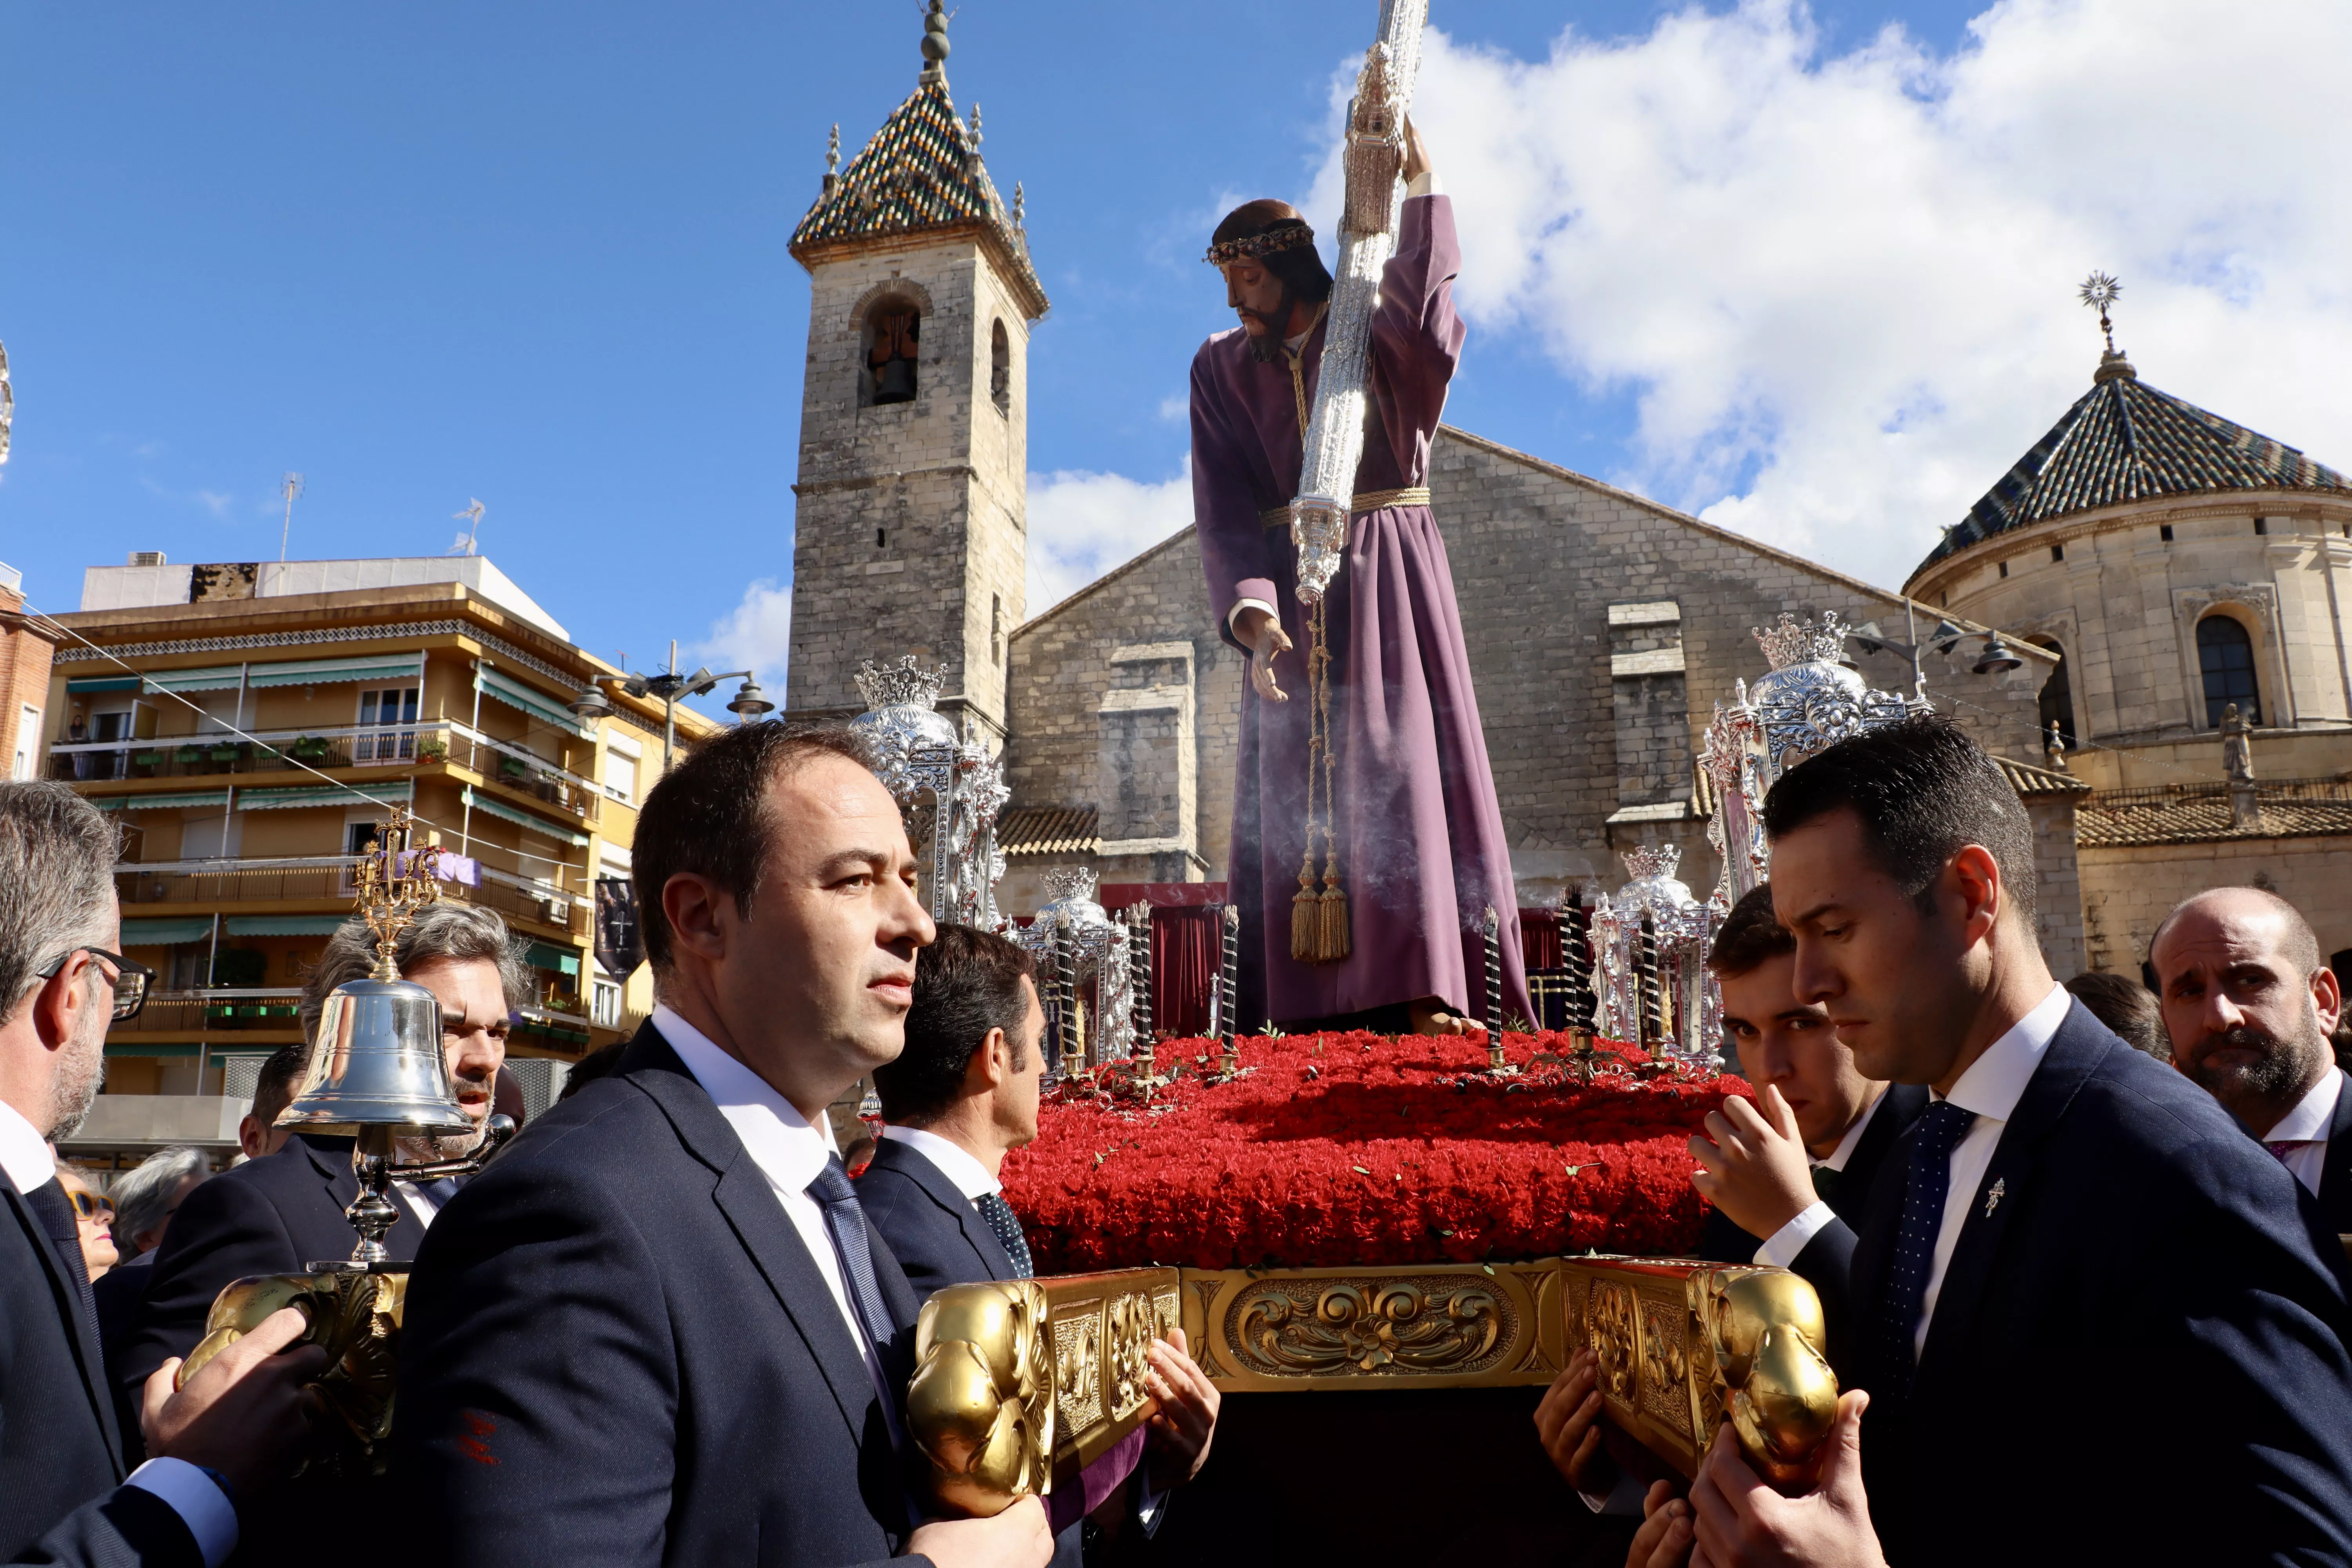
1291,855,1322,962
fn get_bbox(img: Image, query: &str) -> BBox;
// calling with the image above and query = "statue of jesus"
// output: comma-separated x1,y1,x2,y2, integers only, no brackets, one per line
1190,121,1530,1037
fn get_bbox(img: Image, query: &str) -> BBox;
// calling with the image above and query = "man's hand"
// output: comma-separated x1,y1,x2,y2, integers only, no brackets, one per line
904,1495,1052,1568
1629,1481,1695,1568
1402,114,1433,185
1234,606,1292,703
1688,1391,1884,1568
1533,1347,1615,1494
1142,1328,1219,1490
1688,1085,1817,1241
141,1306,327,1503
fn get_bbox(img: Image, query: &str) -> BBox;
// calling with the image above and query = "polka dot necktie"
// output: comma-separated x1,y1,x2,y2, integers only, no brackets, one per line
974,1191,1034,1280
1875,1101,1977,1390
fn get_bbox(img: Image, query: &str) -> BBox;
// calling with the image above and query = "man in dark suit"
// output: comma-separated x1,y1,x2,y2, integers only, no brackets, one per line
393,725,1050,1568
2153,886,2352,1230
122,904,523,1403
860,924,1220,1562
1688,716,2352,1567
1537,885,1924,1513
0,780,321,1567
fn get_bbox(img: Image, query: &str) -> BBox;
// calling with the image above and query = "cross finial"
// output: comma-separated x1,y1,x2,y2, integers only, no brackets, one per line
2079,272,2122,355
920,0,951,83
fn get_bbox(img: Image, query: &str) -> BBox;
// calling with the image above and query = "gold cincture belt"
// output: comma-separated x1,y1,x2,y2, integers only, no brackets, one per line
1259,487,1432,529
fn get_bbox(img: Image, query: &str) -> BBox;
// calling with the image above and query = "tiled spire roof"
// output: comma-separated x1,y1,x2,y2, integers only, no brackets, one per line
789,67,1047,319
1915,354,2350,574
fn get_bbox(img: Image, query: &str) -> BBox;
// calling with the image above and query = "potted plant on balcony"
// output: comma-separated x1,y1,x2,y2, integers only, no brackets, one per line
415,736,449,763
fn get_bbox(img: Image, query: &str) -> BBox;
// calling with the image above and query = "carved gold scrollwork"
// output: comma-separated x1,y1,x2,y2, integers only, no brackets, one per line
1590,1280,1637,1404
1230,1278,1505,1378
1053,1309,1104,1434
1106,1292,1154,1423
1639,1298,1691,1434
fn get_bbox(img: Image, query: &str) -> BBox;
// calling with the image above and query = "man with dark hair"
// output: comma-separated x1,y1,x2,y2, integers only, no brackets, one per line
2062,969,2167,1058
860,924,1220,1564
1193,118,1528,1039
0,780,323,1568
1686,715,2352,1567
2153,886,2352,1229
394,725,1050,1568
1537,886,1922,1514
236,1043,306,1160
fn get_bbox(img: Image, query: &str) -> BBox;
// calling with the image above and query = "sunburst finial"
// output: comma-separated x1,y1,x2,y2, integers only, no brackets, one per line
2079,272,2122,354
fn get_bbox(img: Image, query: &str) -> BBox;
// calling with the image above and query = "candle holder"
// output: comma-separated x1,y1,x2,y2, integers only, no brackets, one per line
1125,902,1156,1082
1482,906,1516,1076
1215,904,1242,1078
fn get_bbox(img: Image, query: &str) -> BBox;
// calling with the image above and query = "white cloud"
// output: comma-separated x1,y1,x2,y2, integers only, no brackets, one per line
692,577,793,686
1025,461,1194,614
1292,0,2352,591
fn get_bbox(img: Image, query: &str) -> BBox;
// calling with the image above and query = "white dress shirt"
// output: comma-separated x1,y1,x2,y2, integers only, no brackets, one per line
655,1004,897,1426
1753,1085,1892,1268
2262,1064,2343,1197
1907,982,2071,1359
0,1099,238,1568
880,1123,999,1202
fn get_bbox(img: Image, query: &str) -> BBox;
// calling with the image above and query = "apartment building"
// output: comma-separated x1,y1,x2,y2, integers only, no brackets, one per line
38,552,721,1163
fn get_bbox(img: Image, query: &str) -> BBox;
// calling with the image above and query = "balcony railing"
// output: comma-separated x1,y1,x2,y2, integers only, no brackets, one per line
112,987,305,1036
111,854,592,938
50,721,603,825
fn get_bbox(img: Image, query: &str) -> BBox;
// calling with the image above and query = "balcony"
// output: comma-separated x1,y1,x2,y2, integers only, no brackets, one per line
51,721,603,826
113,854,592,941
111,987,305,1038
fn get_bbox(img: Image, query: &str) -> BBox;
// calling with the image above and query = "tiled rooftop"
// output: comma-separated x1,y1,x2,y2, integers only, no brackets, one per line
1917,355,2351,573
998,805,1098,857
2076,777,2352,847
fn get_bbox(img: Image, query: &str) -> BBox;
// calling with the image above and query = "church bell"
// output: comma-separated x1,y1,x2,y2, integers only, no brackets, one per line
276,976,474,1135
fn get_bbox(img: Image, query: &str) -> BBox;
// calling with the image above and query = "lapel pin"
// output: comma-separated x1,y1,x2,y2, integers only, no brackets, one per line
1984,1177,2006,1217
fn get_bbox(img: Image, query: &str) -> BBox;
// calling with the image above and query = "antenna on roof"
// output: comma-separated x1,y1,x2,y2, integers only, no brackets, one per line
451,498,485,556
278,473,304,562
2079,272,2122,355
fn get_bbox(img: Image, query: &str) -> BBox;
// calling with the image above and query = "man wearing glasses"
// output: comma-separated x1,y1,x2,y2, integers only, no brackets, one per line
0,780,323,1568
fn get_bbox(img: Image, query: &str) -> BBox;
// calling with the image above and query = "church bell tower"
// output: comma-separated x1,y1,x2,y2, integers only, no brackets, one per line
784,1,1049,746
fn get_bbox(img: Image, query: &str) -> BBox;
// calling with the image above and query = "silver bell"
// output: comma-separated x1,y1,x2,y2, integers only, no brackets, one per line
277,976,472,1135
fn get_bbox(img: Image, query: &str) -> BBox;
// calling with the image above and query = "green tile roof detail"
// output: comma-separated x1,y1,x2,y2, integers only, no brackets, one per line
1916,355,2351,574
789,74,1047,319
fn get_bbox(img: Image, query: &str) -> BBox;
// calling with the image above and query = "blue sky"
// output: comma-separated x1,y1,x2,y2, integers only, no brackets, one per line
4,1,2344,720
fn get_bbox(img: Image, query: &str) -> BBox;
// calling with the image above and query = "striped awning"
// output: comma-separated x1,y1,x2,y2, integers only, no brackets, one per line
141,665,247,695
245,654,424,690
92,790,232,812
118,916,216,946
524,941,581,976
240,779,412,812
65,676,142,694
225,915,352,936
461,787,590,847
476,666,585,735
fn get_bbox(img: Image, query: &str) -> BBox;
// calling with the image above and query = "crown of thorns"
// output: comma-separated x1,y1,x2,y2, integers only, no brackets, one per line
1204,224,1317,266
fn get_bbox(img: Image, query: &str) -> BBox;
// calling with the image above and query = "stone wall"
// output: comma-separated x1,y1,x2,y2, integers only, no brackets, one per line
2081,835,2352,977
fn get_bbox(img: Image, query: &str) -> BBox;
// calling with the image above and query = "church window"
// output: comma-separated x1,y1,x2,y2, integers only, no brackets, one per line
860,299,922,408
2051,544,2064,563
991,320,1011,416
2197,614,2262,728
2028,637,2075,748
2254,517,2269,536
991,593,1003,665
2160,524,2174,542
877,528,887,548
1998,561,2008,578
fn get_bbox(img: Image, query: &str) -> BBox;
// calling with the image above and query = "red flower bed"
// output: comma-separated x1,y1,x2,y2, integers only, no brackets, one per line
1000,1030,1751,1273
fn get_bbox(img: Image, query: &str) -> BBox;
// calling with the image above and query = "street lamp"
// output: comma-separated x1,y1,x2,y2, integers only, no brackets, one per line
568,641,768,775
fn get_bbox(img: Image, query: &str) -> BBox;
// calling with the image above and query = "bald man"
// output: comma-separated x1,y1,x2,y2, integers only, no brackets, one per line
2152,886,2352,1229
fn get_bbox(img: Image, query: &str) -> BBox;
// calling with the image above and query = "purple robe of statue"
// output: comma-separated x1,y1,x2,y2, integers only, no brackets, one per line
1190,193,1532,1030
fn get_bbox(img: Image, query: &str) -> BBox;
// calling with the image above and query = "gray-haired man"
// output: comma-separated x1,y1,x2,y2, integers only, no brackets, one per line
121,902,528,1437
0,781,323,1568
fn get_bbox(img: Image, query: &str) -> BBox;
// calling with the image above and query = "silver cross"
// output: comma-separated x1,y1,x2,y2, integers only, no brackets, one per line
1984,1177,2006,1217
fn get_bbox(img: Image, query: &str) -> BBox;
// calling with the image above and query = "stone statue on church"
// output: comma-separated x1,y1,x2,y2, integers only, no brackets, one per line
2222,701,2257,785
1187,120,1529,1036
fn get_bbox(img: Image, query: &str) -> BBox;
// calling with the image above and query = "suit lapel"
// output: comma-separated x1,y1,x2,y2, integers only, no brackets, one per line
623,1025,880,1448
2319,1076,2352,1218
887,1140,1015,1283
1911,1004,2107,1404
4,1183,121,1473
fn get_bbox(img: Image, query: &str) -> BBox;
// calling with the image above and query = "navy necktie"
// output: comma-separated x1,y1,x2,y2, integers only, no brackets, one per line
806,1155,900,1357
975,1191,1034,1279
25,1180,100,1350
1875,1101,1976,1390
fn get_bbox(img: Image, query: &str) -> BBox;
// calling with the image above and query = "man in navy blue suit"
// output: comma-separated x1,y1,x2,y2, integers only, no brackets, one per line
393,726,1051,1568
858,924,1220,1563
1686,716,2352,1567
0,780,322,1568
2154,886,2352,1233
1537,887,1923,1517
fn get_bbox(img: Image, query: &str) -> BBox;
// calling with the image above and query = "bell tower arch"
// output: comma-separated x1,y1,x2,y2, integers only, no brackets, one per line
784,2,1048,747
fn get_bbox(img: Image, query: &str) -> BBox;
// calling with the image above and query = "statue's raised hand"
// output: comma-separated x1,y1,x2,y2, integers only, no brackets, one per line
1236,606,1293,703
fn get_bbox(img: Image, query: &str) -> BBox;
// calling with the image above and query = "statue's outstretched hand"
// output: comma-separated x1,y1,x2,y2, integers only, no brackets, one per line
1402,114,1432,185
1237,608,1293,703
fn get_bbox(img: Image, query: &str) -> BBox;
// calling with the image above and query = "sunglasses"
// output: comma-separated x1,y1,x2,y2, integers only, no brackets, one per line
33,947,155,1022
67,1189,113,1222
